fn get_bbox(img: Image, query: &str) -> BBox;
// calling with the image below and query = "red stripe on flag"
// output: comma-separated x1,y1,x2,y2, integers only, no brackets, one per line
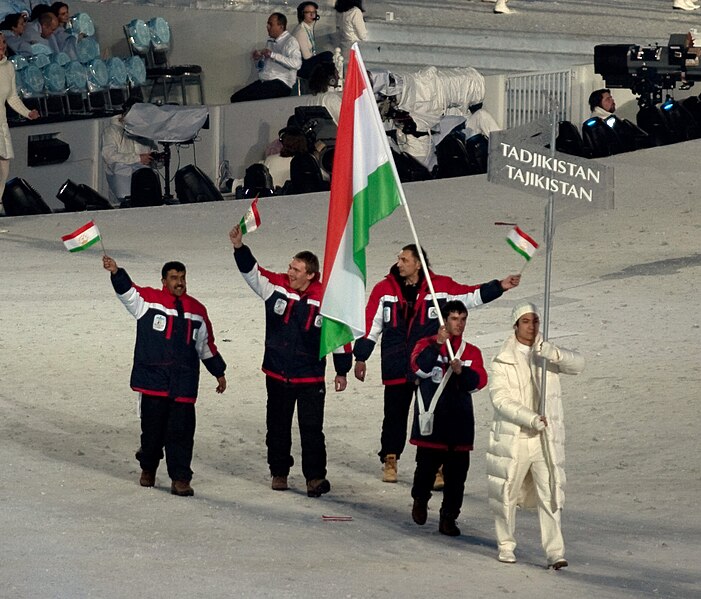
251,197,261,227
61,220,96,242
320,49,365,288
514,226,539,249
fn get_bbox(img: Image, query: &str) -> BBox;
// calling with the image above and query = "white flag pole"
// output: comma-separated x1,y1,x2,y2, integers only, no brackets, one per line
352,45,455,360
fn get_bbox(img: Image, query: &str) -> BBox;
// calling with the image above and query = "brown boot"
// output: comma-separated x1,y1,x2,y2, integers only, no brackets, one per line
139,470,156,487
271,475,289,491
382,454,398,483
412,498,428,525
438,509,460,536
170,480,195,497
306,478,331,497
432,465,445,491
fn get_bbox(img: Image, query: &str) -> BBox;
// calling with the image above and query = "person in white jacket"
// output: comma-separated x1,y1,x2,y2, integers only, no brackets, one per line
486,301,584,569
334,0,367,61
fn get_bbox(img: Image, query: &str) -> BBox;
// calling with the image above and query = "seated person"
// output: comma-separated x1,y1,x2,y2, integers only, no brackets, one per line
589,88,616,119
101,98,158,205
17,10,57,56
292,2,334,81
0,12,26,56
48,2,72,55
230,12,301,103
263,126,309,188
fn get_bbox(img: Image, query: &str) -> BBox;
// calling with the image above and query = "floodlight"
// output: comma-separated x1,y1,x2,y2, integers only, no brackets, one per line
56,180,113,211
2,178,52,216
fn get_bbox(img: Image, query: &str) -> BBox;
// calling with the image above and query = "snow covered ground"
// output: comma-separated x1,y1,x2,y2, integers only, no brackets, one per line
1,135,699,597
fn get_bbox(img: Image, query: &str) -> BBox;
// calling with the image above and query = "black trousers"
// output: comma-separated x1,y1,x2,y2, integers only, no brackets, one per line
298,51,334,80
230,79,292,103
265,377,327,481
412,446,471,517
136,394,196,482
379,382,415,462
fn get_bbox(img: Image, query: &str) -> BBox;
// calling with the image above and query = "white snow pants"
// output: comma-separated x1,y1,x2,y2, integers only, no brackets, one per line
494,435,565,561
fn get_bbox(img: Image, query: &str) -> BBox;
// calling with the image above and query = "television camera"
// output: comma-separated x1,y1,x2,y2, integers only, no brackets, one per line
594,33,701,108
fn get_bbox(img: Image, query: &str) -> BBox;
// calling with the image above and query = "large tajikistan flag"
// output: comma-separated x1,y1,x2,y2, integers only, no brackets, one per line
319,44,403,358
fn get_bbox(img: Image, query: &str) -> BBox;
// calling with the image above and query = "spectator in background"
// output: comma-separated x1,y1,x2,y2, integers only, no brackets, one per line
101,97,158,205
17,10,57,55
0,12,26,55
49,2,70,53
589,88,616,119
263,126,309,189
292,2,334,82
0,30,39,216
334,0,367,60
230,12,302,103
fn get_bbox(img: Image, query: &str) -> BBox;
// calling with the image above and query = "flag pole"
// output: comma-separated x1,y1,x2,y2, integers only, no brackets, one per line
91,218,107,255
353,45,455,360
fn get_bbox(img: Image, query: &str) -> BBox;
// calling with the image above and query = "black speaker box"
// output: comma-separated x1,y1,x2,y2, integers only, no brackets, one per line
27,137,71,167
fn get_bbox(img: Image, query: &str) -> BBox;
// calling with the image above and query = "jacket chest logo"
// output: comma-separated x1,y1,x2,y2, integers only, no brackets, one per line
274,298,287,315
428,307,438,319
383,306,392,322
314,314,322,328
152,314,166,332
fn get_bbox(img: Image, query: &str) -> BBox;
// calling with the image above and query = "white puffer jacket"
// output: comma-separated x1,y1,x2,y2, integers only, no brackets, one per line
486,334,584,519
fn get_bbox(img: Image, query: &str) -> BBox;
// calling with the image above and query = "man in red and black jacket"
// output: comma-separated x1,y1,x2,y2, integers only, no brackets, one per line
229,225,351,498
409,300,487,537
103,255,227,497
353,244,519,483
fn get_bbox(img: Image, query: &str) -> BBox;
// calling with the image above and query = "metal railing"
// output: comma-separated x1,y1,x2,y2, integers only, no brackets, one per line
505,69,573,129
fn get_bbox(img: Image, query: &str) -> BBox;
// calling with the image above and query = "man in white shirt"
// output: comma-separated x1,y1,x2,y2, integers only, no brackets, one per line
230,12,302,103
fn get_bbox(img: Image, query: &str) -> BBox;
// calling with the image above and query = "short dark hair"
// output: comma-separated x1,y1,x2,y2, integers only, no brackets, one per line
38,11,57,27
588,88,611,111
297,1,319,23
161,261,186,279
271,12,287,29
441,300,467,320
402,243,431,269
293,250,319,279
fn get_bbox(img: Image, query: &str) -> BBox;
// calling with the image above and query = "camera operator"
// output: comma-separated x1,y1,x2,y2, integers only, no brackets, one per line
589,88,616,119
101,97,159,206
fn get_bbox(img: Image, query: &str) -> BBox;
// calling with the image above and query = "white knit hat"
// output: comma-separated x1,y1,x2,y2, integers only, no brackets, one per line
511,300,540,325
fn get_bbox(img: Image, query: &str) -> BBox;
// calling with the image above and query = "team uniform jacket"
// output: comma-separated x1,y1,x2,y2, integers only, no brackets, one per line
234,244,351,383
409,334,487,451
111,268,226,403
353,265,503,385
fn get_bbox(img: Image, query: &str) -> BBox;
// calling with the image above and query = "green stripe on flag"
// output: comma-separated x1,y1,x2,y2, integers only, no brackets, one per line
352,161,402,277
69,236,101,253
507,238,532,261
319,317,354,358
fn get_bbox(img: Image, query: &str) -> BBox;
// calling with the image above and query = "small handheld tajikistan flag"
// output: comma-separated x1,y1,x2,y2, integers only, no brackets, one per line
506,226,539,261
61,220,102,253
239,196,261,234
